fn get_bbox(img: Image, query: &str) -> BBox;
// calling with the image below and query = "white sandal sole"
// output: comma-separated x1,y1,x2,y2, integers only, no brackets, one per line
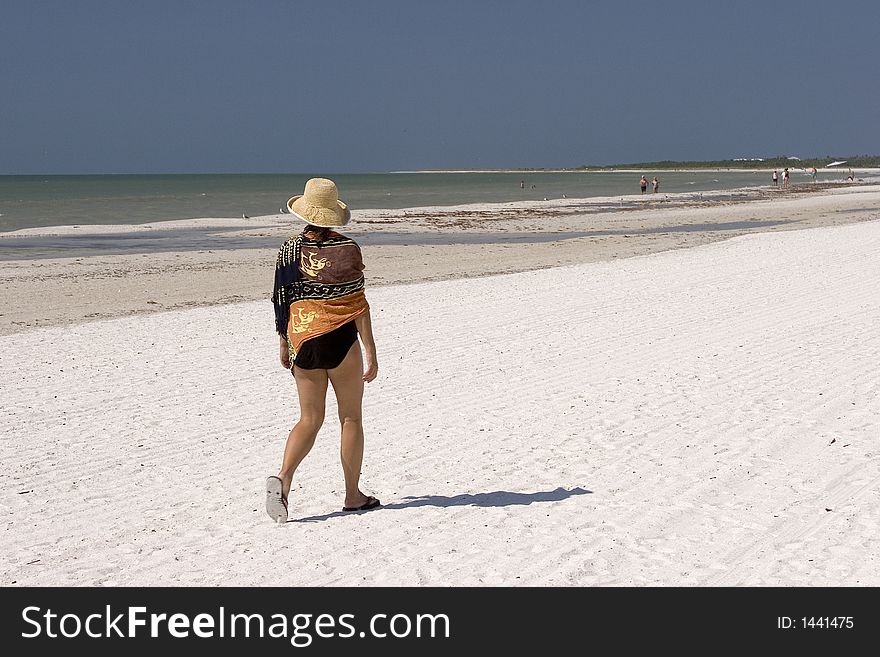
265,476,288,524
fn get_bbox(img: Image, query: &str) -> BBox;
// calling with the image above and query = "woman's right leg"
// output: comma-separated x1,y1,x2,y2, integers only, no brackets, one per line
277,365,329,499
327,342,371,509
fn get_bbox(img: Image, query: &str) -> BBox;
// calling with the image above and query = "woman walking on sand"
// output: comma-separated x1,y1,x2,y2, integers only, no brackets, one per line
266,178,380,523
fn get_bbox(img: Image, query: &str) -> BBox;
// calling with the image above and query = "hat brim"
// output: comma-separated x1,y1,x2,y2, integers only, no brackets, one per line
287,195,351,228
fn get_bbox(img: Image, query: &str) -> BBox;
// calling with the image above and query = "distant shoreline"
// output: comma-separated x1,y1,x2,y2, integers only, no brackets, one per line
4,170,876,233
2,184,879,336
3,179,873,241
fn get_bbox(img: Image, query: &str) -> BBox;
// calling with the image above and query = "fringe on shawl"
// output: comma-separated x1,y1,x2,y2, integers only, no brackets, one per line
272,235,303,338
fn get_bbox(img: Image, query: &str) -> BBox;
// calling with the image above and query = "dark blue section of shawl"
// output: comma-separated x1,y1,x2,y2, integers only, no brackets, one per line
272,240,301,338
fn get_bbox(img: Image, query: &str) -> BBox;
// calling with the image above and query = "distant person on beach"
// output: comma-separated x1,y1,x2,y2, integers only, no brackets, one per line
772,170,778,186
847,168,855,181
640,175,648,194
266,177,380,523
810,166,818,183
783,168,790,187
652,176,659,193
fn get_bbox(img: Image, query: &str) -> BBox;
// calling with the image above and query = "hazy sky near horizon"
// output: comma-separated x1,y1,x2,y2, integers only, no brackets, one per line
3,0,878,174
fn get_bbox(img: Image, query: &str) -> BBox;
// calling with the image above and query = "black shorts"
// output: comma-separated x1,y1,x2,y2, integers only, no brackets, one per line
640,185,647,191
294,321,358,370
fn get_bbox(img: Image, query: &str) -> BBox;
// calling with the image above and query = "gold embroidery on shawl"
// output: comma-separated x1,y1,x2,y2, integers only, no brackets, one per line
289,307,318,333
301,251,330,277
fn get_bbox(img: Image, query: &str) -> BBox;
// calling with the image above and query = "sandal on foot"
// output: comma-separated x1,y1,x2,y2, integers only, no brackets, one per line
265,476,288,524
342,496,381,512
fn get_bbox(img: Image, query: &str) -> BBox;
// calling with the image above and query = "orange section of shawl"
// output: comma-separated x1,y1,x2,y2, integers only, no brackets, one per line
286,290,369,357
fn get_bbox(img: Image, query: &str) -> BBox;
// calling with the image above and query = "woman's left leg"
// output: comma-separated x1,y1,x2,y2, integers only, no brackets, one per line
327,342,372,509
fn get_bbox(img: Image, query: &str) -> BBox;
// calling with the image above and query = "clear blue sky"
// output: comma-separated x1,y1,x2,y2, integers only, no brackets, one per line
2,0,877,174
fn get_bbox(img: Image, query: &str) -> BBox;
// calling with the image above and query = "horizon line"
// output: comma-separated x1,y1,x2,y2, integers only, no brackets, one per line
2,157,876,177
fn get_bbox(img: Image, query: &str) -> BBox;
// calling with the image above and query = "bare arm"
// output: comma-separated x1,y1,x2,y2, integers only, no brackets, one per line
355,310,378,382
279,335,291,369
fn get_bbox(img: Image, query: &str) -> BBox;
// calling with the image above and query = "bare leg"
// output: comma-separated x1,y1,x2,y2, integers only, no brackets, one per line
327,342,371,508
277,365,328,499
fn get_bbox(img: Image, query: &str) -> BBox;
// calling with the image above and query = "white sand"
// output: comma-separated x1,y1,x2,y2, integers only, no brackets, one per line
3,218,880,586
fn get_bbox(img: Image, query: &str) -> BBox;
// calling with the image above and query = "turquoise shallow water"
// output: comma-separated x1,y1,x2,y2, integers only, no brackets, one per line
0,170,846,232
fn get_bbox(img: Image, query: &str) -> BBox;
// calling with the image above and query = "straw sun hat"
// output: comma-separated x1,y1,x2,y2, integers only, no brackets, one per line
286,178,351,228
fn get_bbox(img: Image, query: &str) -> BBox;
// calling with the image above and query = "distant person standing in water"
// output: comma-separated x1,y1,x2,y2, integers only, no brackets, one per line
640,175,648,194
520,180,525,189
783,168,790,187
772,170,778,186
652,176,659,193
810,166,818,183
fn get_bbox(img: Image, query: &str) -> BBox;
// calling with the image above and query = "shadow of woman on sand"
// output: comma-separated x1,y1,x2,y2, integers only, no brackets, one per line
292,486,591,523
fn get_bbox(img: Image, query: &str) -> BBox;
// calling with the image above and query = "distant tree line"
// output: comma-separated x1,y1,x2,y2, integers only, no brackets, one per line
580,155,880,170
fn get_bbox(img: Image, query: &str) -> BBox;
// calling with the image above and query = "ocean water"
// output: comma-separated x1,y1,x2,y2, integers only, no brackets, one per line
0,170,848,232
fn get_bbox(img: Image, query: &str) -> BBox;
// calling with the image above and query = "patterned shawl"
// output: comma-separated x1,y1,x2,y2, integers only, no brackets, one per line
272,228,369,359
